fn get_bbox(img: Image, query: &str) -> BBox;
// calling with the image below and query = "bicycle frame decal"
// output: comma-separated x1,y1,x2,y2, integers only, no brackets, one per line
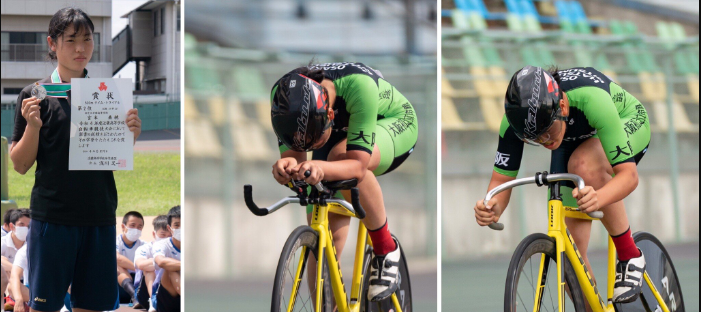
547,199,609,311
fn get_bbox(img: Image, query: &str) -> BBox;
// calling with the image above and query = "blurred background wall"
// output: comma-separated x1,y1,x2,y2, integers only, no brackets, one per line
440,1,699,310
183,0,438,284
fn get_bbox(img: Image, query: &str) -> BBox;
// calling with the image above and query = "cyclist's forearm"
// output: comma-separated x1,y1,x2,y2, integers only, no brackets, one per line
316,159,366,181
10,126,40,174
599,163,638,208
488,171,516,211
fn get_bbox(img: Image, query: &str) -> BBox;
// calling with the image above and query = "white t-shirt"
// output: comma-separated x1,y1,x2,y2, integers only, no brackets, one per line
0,233,25,264
134,241,161,271
153,238,181,261
1,227,8,237
13,245,29,283
116,234,146,273
153,238,181,286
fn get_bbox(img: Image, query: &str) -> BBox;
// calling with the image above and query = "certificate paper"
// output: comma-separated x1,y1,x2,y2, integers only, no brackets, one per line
69,78,134,170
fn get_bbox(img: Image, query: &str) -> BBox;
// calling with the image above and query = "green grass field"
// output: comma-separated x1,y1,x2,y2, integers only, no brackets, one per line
8,152,180,216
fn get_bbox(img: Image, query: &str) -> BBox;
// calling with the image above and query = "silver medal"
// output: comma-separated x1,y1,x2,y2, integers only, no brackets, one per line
31,83,47,100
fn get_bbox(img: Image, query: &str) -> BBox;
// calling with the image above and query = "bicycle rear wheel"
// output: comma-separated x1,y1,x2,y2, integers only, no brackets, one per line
505,233,586,312
271,226,332,312
615,232,685,312
361,236,413,312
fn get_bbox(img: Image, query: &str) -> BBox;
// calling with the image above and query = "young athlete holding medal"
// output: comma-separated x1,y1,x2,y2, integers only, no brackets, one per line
10,7,142,312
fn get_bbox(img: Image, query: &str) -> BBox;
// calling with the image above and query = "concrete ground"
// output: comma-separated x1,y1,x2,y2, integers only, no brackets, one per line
185,258,438,311
442,242,699,312
134,129,180,152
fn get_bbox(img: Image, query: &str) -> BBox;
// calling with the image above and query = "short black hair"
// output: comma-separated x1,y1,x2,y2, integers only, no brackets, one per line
122,211,144,225
10,209,31,225
3,208,17,226
167,205,181,226
153,215,169,232
47,7,95,60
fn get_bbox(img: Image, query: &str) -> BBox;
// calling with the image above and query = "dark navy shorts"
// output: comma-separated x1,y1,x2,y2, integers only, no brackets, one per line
27,220,119,311
135,277,151,309
155,284,181,312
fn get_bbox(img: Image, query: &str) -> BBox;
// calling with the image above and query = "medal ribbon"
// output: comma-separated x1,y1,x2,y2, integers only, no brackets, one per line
43,68,89,98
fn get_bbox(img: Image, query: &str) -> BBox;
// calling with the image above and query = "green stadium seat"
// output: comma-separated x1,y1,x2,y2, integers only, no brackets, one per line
232,66,268,101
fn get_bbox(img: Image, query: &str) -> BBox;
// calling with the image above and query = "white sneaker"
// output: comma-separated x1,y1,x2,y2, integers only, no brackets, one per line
613,249,646,303
148,298,156,312
60,305,69,312
367,239,401,302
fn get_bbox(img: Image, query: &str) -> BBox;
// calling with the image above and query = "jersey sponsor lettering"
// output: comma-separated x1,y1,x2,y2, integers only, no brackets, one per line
350,131,374,145
624,103,647,136
558,68,606,84
309,62,378,77
609,142,632,160
495,151,510,167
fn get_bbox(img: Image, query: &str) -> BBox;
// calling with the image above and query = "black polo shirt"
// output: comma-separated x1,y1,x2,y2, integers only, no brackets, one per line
12,77,118,226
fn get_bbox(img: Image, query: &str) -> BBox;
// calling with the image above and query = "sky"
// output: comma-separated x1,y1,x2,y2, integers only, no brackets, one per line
111,0,149,81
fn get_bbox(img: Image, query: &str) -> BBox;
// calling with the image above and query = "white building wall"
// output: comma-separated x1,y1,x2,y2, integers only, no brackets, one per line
143,1,180,96
1,1,112,92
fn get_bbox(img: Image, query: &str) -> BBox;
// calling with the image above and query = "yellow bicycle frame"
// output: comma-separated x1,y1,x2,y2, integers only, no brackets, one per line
286,201,403,312
531,199,671,312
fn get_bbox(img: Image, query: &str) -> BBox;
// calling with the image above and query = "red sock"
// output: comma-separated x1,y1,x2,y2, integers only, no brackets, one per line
368,219,396,256
611,227,641,261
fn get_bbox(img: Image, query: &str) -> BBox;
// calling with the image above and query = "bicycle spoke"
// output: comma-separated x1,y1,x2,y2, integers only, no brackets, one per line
517,291,531,312
546,261,555,312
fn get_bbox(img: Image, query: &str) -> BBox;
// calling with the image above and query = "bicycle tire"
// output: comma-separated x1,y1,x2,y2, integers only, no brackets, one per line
271,225,332,312
361,235,413,312
614,232,685,312
505,233,586,312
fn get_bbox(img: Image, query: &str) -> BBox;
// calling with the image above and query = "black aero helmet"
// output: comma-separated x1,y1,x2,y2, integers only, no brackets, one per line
271,73,330,152
504,66,562,143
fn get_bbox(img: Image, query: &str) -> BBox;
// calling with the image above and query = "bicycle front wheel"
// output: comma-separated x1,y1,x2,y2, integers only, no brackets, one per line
361,236,413,312
615,232,685,312
271,226,332,312
505,233,586,312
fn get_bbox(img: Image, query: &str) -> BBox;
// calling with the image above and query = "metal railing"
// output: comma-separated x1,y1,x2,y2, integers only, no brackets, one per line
0,44,112,63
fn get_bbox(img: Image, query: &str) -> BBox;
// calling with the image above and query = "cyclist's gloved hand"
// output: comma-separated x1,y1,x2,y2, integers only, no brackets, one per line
474,198,501,226
289,161,324,185
573,186,600,213
272,157,298,185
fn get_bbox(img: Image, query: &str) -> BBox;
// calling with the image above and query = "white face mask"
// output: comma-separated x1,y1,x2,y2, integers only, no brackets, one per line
172,228,181,241
13,226,29,241
125,227,142,242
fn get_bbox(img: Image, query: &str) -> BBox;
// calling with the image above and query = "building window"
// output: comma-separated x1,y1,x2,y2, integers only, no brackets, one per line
1,31,103,62
3,88,24,95
154,10,159,36
161,8,165,35
177,5,181,32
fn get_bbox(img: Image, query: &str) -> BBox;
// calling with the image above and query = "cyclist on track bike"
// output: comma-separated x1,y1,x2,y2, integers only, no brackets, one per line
270,61,418,301
474,66,650,303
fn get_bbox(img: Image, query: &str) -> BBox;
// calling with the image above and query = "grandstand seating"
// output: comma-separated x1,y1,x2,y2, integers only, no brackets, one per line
442,0,699,135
